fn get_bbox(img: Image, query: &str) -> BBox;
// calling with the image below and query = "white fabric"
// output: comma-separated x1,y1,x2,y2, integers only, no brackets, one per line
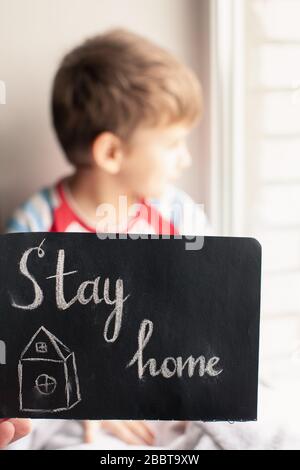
7,382,300,450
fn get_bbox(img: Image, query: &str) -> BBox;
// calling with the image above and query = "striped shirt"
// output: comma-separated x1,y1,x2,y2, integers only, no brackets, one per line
5,180,212,236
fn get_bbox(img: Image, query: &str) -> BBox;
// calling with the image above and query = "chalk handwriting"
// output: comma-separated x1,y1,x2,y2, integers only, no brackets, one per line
12,240,129,343
12,240,223,380
127,319,223,379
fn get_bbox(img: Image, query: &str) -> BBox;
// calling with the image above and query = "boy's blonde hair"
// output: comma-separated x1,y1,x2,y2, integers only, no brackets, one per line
51,29,203,165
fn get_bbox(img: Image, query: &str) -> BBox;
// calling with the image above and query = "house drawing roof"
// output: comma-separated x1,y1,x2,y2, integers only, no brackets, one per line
20,326,71,361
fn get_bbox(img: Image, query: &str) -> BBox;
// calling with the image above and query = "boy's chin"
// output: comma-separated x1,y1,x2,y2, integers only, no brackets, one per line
143,184,169,200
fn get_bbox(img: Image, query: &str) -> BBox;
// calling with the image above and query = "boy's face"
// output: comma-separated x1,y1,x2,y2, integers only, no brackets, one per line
120,123,192,199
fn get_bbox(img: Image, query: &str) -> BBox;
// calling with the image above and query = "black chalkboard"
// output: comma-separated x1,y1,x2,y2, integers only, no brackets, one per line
0,233,261,421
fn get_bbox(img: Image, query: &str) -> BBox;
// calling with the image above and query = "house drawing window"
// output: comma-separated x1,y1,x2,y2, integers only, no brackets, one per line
36,342,47,353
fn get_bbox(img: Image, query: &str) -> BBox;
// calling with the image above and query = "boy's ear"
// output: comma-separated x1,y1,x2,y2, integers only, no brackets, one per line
92,132,124,174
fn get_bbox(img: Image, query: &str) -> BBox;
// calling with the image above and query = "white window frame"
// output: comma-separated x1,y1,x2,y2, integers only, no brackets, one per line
209,0,247,236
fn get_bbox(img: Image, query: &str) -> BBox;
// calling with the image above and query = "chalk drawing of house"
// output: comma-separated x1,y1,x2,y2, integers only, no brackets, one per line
18,326,81,413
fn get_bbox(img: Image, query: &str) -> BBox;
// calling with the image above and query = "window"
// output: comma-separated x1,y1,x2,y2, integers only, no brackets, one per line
36,342,48,353
211,0,300,384
245,0,300,383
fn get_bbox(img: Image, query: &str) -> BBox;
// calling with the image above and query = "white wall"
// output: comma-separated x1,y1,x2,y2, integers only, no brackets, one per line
0,0,211,229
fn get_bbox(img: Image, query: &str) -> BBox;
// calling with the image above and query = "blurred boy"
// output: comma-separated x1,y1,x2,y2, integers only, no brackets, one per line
6,29,211,447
